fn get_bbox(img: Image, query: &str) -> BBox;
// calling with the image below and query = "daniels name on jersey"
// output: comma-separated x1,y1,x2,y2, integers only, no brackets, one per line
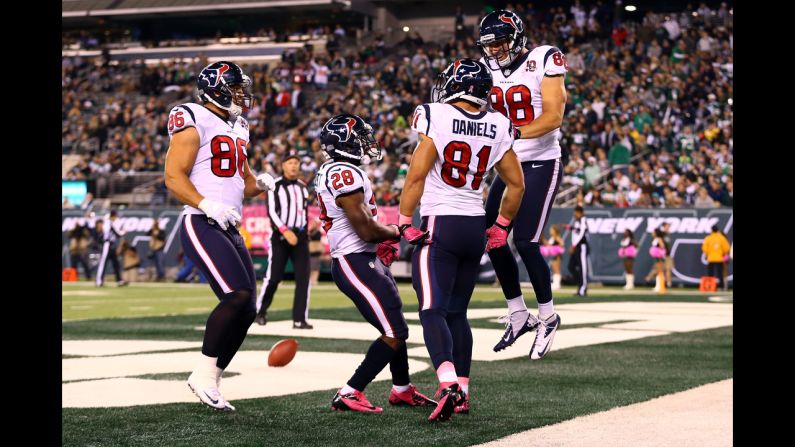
167,103,250,216
315,161,378,258
410,102,514,217
480,45,568,162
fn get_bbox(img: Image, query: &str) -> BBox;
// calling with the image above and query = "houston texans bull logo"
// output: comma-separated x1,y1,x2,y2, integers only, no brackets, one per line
325,116,358,142
450,59,482,82
499,13,523,32
200,63,230,88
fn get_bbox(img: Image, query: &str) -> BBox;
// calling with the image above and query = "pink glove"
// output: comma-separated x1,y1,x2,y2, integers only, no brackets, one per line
377,241,399,266
485,215,511,252
398,214,431,246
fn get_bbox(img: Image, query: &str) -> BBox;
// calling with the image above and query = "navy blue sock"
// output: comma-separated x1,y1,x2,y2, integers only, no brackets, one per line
419,308,453,370
447,311,472,378
389,341,410,387
347,338,395,392
487,244,523,300
515,240,552,304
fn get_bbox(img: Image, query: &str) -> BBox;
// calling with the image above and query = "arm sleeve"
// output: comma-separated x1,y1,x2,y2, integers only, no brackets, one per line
542,46,569,77
167,105,198,138
409,104,432,137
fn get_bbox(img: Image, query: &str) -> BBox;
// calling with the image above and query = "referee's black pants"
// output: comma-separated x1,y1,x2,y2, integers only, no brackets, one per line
257,230,311,323
568,243,589,296
95,242,122,286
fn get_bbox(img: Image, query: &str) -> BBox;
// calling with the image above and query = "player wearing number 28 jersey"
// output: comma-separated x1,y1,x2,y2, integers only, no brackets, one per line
314,114,436,414
401,58,525,422
164,61,277,412
477,9,566,360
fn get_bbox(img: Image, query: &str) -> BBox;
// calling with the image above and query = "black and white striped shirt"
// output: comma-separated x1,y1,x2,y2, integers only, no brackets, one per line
102,218,125,244
571,216,589,247
268,177,309,232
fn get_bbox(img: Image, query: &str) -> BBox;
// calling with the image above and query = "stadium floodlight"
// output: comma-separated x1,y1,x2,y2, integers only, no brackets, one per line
402,26,410,32
625,5,637,12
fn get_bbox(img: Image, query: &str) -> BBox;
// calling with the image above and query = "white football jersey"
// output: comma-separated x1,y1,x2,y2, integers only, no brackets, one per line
167,103,250,216
480,45,568,162
314,161,378,258
410,102,514,217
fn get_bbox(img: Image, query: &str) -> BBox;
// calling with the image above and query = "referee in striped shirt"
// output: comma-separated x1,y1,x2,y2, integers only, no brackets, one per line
256,154,313,329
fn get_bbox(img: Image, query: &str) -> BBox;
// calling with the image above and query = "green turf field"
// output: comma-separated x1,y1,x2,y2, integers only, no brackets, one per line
62,282,732,447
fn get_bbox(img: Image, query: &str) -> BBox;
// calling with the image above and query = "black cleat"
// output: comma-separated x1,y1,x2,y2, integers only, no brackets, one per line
293,321,313,329
428,383,465,422
493,312,539,352
255,313,267,326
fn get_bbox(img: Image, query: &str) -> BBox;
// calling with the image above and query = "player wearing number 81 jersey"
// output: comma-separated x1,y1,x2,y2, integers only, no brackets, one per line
477,9,566,360
401,58,525,421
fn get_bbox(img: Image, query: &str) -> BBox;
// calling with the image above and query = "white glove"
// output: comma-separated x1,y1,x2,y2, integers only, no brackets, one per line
198,198,241,231
256,173,276,192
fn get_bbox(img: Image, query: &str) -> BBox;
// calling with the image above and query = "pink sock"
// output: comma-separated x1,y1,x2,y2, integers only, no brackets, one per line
436,361,458,383
458,377,469,395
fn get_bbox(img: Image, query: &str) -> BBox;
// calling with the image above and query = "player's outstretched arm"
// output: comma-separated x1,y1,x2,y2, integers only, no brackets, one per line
336,191,400,243
164,127,204,207
516,75,567,139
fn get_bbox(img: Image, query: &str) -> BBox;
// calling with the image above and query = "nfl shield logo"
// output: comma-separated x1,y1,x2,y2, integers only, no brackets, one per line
527,60,536,72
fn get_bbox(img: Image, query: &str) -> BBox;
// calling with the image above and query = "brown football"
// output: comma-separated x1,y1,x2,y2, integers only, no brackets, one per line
267,338,298,367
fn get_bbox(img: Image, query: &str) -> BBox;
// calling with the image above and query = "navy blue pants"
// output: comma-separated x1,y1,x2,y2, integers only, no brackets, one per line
411,215,485,374
332,252,408,340
180,214,257,299
411,215,486,313
485,158,562,242
485,158,562,303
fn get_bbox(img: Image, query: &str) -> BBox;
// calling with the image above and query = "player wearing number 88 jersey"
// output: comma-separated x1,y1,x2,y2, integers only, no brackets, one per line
477,10,566,360
402,58,526,421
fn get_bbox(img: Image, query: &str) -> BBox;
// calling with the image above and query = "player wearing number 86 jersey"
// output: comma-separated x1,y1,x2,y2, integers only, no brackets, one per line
164,61,275,412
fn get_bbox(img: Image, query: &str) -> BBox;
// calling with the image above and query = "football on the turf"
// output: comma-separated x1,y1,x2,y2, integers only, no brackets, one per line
267,338,298,367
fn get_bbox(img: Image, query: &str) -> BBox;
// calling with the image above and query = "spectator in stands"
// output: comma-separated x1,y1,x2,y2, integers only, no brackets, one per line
694,186,718,208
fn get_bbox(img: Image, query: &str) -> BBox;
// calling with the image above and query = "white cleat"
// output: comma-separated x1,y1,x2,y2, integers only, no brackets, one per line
530,313,561,360
187,372,234,411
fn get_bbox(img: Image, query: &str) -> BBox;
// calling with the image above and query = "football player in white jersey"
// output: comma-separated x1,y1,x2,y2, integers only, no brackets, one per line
477,9,566,360
401,59,525,421
164,61,276,411
315,113,436,414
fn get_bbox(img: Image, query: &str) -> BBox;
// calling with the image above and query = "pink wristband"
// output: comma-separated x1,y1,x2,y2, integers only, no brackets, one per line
279,225,288,233
399,214,413,226
496,215,511,227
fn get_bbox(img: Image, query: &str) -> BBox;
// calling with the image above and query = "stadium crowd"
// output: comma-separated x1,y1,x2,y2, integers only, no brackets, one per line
62,1,732,209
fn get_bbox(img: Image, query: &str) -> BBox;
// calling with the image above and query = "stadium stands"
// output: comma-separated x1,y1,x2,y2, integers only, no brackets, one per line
62,1,732,209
